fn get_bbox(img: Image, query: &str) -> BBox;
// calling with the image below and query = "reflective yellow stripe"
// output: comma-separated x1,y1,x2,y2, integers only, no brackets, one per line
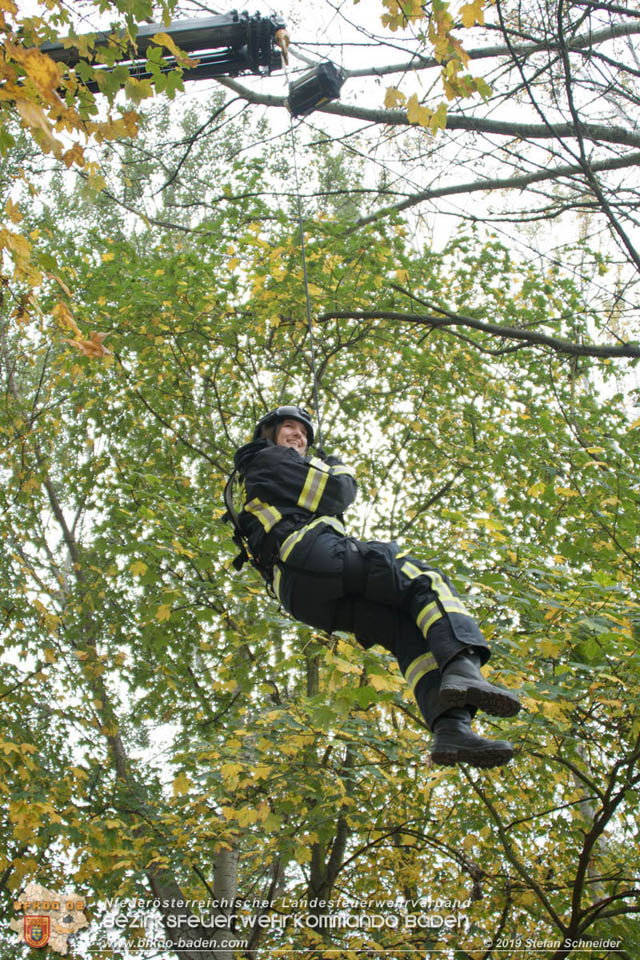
401,560,424,579
429,571,470,617
401,562,470,620
442,599,470,616
404,653,438,693
280,516,346,562
308,456,330,473
417,601,441,636
297,466,329,512
331,464,356,478
245,498,282,533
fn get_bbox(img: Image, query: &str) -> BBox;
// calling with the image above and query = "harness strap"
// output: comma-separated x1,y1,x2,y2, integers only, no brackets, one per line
223,468,269,577
343,538,368,594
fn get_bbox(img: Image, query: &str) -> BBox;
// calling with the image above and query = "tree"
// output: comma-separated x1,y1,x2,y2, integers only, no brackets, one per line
0,0,185,342
66,0,638,367
216,0,640,266
4,1,640,358
1,92,638,959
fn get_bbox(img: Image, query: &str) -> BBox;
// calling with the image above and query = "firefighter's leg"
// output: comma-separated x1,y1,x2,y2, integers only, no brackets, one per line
273,531,350,633
351,540,521,719
332,596,514,768
274,532,517,765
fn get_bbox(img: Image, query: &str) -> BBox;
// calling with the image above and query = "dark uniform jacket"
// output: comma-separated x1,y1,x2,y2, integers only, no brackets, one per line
233,438,357,574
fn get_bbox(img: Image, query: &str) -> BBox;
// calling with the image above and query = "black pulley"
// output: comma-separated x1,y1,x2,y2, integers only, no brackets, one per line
287,62,344,117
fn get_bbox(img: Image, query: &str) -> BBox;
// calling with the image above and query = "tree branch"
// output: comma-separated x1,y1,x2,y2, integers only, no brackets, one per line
215,77,640,149
348,151,640,232
317,308,640,360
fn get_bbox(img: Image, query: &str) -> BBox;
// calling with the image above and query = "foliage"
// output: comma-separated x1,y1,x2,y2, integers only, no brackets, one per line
215,0,640,324
380,0,493,131
0,0,181,316
0,86,639,960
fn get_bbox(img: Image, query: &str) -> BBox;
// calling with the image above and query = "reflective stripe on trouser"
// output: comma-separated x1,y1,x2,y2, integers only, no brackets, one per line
273,529,489,729
353,539,488,670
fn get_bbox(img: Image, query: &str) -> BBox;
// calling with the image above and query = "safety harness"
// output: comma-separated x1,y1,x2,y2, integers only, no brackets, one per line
223,469,368,604
222,467,256,574
222,467,297,583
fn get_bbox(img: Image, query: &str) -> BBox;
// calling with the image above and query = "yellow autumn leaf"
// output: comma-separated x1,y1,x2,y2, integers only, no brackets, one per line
63,331,112,358
253,764,273,781
129,560,148,577
290,733,315,748
555,486,579,497
15,99,60,154
53,300,81,335
384,86,406,109
368,672,403,692
236,806,259,827
5,198,22,224
220,762,244,783
172,772,192,797
407,93,432,128
542,701,566,720
21,49,61,98
296,844,312,864
429,102,448,132
1,228,32,273
331,656,360,675
62,143,85,169
461,0,485,28
540,639,561,656
527,480,546,497
152,31,193,65
156,604,171,622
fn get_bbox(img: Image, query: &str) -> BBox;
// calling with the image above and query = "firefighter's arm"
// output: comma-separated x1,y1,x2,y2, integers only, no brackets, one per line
245,445,357,515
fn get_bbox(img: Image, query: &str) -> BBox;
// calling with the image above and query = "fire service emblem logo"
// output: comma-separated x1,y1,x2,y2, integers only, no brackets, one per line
24,916,51,948
12,882,88,954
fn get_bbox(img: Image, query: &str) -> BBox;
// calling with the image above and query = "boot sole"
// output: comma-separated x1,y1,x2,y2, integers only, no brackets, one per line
438,681,521,718
431,745,514,768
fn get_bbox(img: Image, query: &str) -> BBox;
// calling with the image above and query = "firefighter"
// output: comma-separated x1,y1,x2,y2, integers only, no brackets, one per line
232,405,520,768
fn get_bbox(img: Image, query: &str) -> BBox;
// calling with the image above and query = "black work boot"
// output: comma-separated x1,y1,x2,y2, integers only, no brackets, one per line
431,708,514,768
438,649,521,718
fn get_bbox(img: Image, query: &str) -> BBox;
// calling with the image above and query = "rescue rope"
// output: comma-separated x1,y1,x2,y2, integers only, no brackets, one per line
276,32,324,449
289,128,324,448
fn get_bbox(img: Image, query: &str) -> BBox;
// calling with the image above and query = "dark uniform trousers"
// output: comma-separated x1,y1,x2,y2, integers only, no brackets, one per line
273,526,490,729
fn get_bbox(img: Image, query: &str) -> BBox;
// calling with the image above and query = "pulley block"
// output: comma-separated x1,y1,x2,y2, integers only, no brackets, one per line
287,62,344,117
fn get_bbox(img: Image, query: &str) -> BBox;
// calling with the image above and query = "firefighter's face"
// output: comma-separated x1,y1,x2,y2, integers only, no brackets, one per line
276,418,308,455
